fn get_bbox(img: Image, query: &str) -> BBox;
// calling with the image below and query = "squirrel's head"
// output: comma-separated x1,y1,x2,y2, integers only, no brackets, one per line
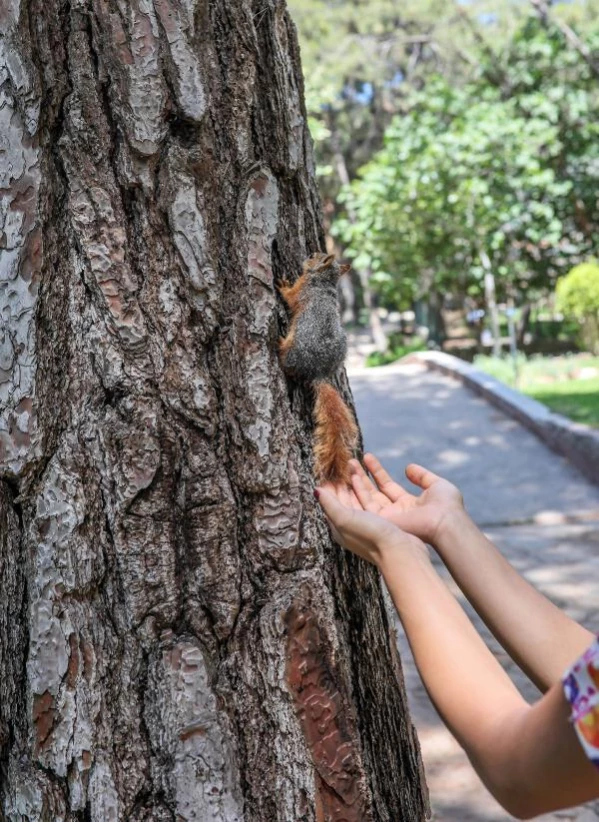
303,253,351,286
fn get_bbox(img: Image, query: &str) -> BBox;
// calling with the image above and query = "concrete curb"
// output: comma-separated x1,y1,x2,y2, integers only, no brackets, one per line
404,351,599,486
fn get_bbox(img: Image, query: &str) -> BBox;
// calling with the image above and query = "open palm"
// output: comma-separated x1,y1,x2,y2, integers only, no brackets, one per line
316,482,428,567
348,454,464,546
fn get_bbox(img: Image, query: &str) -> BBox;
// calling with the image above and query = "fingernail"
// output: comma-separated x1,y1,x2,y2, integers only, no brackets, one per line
313,489,320,500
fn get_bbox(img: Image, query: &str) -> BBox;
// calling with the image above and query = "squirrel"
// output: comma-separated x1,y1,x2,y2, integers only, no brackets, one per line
278,252,359,486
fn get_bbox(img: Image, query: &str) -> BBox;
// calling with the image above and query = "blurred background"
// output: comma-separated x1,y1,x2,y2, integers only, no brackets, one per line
288,0,599,427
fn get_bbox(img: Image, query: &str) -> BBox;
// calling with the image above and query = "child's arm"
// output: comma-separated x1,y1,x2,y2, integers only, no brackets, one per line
349,455,594,692
430,507,594,691
316,488,599,818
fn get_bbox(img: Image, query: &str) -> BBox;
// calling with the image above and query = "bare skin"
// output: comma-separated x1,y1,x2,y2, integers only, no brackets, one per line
349,454,595,690
315,454,599,819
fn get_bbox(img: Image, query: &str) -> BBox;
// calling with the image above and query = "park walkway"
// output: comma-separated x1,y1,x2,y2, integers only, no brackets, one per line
349,362,599,822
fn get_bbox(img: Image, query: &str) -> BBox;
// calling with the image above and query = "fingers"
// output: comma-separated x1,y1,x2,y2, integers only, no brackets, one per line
348,458,377,493
405,463,440,490
321,480,362,511
315,487,351,531
347,487,365,511
363,453,404,502
351,472,381,513
336,483,363,511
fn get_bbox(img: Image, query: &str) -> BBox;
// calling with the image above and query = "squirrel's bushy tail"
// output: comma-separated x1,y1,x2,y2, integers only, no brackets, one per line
313,381,359,485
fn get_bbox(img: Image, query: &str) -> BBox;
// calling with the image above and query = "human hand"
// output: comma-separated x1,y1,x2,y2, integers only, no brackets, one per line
315,483,428,569
348,454,465,546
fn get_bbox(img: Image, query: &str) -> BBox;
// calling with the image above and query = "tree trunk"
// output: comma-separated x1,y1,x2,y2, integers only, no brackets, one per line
360,268,389,353
0,1,428,819
517,303,532,347
481,252,502,358
338,270,358,325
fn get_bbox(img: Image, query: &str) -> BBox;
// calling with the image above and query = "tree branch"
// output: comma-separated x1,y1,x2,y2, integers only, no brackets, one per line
528,0,599,80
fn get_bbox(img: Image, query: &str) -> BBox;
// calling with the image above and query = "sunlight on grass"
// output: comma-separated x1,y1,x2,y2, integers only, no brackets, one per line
527,379,599,427
474,355,599,427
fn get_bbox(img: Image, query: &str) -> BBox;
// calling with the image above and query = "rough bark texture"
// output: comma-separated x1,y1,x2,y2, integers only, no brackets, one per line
0,0,428,819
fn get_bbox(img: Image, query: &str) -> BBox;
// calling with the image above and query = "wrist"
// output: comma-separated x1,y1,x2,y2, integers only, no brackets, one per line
377,533,431,576
433,507,473,554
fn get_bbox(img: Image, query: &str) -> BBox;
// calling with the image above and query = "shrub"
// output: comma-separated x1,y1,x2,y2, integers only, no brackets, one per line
556,261,599,354
366,338,426,368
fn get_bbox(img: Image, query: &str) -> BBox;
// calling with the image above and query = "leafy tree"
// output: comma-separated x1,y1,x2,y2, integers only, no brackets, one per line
335,16,599,308
556,261,599,353
290,0,599,187
289,0,533,341
290,0,529,194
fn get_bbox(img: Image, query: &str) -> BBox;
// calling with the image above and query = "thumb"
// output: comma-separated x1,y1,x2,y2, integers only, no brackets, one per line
315,487,350,531
405,463,440,490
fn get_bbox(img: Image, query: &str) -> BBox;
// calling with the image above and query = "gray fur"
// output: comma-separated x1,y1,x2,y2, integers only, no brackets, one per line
283,262,347,382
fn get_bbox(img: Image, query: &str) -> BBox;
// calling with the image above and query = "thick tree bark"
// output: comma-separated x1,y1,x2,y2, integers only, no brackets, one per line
0,0,428,819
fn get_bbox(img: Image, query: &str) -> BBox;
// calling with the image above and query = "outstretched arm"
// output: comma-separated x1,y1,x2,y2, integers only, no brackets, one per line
432,507,594,692
316,487,599,819
350,455,594,692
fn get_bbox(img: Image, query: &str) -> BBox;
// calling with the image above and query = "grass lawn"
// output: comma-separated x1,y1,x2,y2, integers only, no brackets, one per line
474,354,599,427
527,378,599,426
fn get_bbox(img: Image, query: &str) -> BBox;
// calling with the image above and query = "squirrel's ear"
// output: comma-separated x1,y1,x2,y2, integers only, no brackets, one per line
339,263,351,275
321,254,336,268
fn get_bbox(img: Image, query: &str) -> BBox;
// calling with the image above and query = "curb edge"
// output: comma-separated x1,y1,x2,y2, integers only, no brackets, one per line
404,351,599,487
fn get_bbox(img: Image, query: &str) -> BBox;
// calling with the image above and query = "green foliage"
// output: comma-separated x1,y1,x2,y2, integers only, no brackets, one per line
290,0,599,203
289,0,539,201
365,337,426,368
532,316,580,343
527,379,599,426
556,261,599,318
556,261,599,353
334,16,599,306
291,2,445,172
474,354,599,425
473,353,528,385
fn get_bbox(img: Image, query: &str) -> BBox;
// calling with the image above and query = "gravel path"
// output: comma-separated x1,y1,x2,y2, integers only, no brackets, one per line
349,362,599,821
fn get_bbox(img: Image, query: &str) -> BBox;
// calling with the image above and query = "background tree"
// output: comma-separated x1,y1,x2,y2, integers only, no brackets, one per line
556,261,599,354
287,0,509,342
288,0,599,346
290,0,529,193
335,13,599,314
0,0,428,819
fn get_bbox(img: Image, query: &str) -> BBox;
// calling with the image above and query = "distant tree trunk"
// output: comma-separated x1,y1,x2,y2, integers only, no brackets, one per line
517,303,532,347
427,292,447,348
481,252,502,358
339,270,358,325
360,268,390,352
0,0,428,820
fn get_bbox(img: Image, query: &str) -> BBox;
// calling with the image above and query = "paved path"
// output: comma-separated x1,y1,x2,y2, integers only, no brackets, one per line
349,362,599,821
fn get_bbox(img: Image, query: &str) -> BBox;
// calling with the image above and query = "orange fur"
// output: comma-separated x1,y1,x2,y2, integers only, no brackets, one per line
313,382,359,485
279,257,357,485
279,321,297,365
279,272,309,370
278,275,309,315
